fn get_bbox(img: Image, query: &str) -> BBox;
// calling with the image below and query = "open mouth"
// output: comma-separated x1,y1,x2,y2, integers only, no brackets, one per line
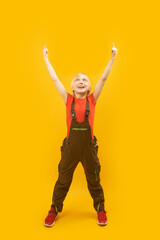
78,86,85,89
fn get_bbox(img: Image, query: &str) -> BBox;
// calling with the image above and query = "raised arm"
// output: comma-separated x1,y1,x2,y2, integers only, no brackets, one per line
93,43,118,103
42,44,68,104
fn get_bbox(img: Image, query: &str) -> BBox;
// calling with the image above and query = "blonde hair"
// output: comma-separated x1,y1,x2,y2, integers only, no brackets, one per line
71,73,92,97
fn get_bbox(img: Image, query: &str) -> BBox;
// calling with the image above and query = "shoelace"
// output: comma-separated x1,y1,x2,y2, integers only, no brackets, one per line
46,213,55,219
46,208,57,219
97,211,107,221
46,212,57,221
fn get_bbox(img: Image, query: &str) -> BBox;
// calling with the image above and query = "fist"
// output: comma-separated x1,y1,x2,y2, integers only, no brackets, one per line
111,42,118,58
43,44,48,59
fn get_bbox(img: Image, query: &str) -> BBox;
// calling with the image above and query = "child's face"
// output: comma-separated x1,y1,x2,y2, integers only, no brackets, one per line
72,75,90,96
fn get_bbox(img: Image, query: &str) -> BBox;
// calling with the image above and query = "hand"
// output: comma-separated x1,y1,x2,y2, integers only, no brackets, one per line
43,44,48,59
111,42,118,59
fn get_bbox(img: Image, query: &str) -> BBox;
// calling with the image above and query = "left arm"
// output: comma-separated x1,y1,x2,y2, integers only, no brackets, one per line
93,43,118,103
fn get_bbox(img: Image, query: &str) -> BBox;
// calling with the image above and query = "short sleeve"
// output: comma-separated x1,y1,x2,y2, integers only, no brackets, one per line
89,92,96,105
65,92,69,105
66,92,73,106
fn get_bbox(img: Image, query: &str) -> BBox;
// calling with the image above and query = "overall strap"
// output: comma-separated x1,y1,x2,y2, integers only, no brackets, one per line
71,96,90,120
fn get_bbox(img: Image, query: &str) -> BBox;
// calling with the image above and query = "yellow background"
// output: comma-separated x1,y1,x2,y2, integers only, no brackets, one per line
0,0,159,239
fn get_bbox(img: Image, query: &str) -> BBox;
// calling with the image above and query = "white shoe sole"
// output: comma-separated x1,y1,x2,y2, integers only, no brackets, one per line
97,219,108,226
44,213,59,227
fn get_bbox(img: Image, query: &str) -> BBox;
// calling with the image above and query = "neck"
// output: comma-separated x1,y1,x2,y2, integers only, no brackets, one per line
74,92,87,99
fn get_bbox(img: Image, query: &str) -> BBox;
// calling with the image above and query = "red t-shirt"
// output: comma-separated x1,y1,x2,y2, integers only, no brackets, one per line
65,92,96,139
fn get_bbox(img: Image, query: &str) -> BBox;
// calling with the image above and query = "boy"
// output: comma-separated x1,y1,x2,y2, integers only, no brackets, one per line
42,43,118,226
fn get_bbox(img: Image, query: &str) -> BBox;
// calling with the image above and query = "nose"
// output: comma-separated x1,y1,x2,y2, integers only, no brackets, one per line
79,79,84,84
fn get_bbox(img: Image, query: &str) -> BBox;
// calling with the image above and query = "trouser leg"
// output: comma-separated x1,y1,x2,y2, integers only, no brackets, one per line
81,141,106,212
84,164,105,212
51,139,79,212
51,162,78,212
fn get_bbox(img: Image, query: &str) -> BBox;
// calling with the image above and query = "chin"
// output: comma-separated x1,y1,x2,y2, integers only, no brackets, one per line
78,91,87,95
73,89,89,97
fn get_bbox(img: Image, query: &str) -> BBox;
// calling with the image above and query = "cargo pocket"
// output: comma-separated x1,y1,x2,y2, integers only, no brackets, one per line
90,137,99,155
94,142,98,155
60,137,70,153
94,164,101,182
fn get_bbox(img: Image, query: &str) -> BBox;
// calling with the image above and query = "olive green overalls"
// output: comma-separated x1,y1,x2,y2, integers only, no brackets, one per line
51,96,106,213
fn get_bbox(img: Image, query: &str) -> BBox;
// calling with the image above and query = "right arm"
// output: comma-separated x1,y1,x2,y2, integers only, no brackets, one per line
42,44,68,104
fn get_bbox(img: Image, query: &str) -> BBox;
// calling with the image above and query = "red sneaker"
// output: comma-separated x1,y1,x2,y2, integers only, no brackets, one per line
97,210,108,226
44,208,58,227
